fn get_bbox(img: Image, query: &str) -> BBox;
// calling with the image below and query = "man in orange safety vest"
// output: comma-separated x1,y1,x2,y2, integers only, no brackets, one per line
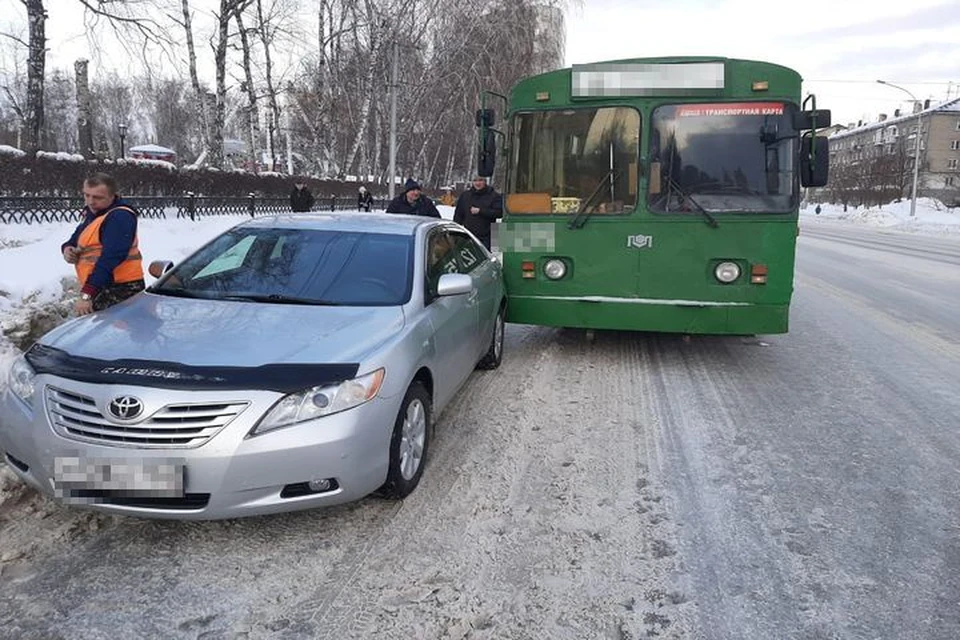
61,173,145,316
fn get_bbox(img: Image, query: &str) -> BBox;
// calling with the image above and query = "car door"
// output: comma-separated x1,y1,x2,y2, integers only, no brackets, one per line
424,228,479,408
448,229,499,361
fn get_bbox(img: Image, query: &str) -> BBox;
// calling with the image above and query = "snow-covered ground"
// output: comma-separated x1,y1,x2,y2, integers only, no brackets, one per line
801,197,960,236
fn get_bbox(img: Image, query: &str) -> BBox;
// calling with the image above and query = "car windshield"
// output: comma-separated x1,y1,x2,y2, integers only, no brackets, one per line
153,228,413,306
648,102,799,214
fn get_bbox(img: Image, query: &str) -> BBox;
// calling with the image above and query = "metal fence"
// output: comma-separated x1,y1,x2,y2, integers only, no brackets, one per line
0,195,391,225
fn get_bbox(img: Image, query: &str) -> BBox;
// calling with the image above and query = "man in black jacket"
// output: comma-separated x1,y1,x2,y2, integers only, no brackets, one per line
290,181,315,212
386,178,440,217
358,185,374,211
453,175,503,250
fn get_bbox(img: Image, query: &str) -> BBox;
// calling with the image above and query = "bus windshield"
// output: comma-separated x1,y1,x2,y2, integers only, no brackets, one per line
509,107,640,215
648,102,798,214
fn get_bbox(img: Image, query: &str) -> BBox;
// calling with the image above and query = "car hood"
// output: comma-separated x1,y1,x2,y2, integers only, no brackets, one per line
38,292,405,367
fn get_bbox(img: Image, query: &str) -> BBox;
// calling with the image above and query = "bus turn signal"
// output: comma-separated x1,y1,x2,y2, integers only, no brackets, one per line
751,264,768,284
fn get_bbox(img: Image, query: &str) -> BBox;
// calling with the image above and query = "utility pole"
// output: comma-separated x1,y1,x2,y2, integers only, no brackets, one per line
877,80,921,217
388,40,399,200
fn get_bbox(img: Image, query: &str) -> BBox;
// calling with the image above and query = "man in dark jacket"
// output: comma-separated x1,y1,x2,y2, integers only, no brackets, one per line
358,185,374,211
386,178,441,217
290,181,315,212
62,173,145,316
453,175,503,250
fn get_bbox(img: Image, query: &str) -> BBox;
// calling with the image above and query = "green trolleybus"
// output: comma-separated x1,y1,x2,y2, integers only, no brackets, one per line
477,57,830,335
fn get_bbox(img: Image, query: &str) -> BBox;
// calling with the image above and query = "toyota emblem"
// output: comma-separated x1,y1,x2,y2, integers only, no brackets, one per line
108,396,144,420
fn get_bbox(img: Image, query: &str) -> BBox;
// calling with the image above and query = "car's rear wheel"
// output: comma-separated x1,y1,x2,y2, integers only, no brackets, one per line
380,382,431,499
476,305,505,370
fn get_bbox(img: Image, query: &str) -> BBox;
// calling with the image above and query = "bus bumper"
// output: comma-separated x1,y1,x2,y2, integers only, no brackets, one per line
506,296,789,335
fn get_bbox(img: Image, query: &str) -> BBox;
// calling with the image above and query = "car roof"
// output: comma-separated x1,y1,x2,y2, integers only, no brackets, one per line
240,212,440,236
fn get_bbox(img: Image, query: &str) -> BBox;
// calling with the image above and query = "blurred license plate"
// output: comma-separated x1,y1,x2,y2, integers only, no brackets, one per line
53,456,184,496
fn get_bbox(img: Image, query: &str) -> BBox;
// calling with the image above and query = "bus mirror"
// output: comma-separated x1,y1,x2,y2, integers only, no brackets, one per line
648,162,661,195
475,108,496,128
793,109,832,131
478,128,496,177
800,136,829,187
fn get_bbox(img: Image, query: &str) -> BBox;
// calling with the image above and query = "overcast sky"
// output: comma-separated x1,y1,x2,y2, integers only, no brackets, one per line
565,0,960,125
6,0,960,129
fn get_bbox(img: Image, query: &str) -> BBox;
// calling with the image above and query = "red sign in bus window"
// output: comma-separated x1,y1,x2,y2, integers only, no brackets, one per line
677,103,785,117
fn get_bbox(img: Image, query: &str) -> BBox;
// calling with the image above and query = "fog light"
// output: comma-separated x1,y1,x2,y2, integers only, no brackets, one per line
714,261,741,283
543,259,566,280
308,478,332,492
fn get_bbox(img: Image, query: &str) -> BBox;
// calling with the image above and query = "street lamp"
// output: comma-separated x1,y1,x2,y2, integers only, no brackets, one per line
877,79,921,217
118,123,127,159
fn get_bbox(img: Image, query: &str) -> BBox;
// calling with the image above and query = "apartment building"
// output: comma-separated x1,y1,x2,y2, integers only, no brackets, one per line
826,97,960,206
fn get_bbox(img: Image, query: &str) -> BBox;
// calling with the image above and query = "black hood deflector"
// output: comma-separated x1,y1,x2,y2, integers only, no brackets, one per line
26,343,360,393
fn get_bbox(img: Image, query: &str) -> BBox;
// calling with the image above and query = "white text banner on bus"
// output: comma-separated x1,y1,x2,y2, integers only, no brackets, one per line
572,62,725,97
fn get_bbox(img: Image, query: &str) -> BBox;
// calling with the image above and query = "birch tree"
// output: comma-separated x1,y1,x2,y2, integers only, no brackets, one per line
234,6,261,168
211,0,250,168
179,0,210,163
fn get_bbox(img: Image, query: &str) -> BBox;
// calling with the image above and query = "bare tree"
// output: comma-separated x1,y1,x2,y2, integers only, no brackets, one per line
234,5,260,169
178,0,211,164
254,0,292,171
43,68,78,152
21,0,45,153
211,0,250,168
75,58,95,157
0,28,29,148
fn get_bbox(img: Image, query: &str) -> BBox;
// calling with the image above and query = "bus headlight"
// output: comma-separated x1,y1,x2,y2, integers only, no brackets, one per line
543,259,567,280
714,261,741,284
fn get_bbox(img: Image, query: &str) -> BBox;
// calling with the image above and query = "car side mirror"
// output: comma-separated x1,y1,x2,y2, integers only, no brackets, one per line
437,273,473,297
148,260,174,279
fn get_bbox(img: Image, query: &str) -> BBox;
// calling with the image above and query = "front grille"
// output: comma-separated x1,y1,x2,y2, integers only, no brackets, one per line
67,490,211,510
45,386,249,449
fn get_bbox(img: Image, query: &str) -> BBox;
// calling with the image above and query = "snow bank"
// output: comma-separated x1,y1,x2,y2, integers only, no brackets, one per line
0,145,26,158
801,198,960,235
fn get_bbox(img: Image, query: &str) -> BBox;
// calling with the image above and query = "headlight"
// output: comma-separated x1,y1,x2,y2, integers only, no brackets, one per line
251,368,385,436
543,259,567,280
714,261,741,284
8,355,36,406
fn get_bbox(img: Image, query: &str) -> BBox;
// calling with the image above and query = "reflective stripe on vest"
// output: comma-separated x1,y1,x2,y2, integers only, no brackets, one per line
75,206,143,287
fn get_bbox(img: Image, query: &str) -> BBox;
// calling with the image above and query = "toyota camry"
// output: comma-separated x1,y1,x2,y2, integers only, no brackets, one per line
0,213,505,519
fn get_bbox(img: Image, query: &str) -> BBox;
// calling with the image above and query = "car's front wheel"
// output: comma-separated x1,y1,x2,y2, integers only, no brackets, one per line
476,305,505,370
380,382,431,499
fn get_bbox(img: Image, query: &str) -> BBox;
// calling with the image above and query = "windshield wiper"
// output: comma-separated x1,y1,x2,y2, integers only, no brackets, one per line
219,293,342,306
664,176,719,228
568,168,620,230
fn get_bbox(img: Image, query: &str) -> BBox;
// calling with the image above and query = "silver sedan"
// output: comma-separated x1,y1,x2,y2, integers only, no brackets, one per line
0,213,505,519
